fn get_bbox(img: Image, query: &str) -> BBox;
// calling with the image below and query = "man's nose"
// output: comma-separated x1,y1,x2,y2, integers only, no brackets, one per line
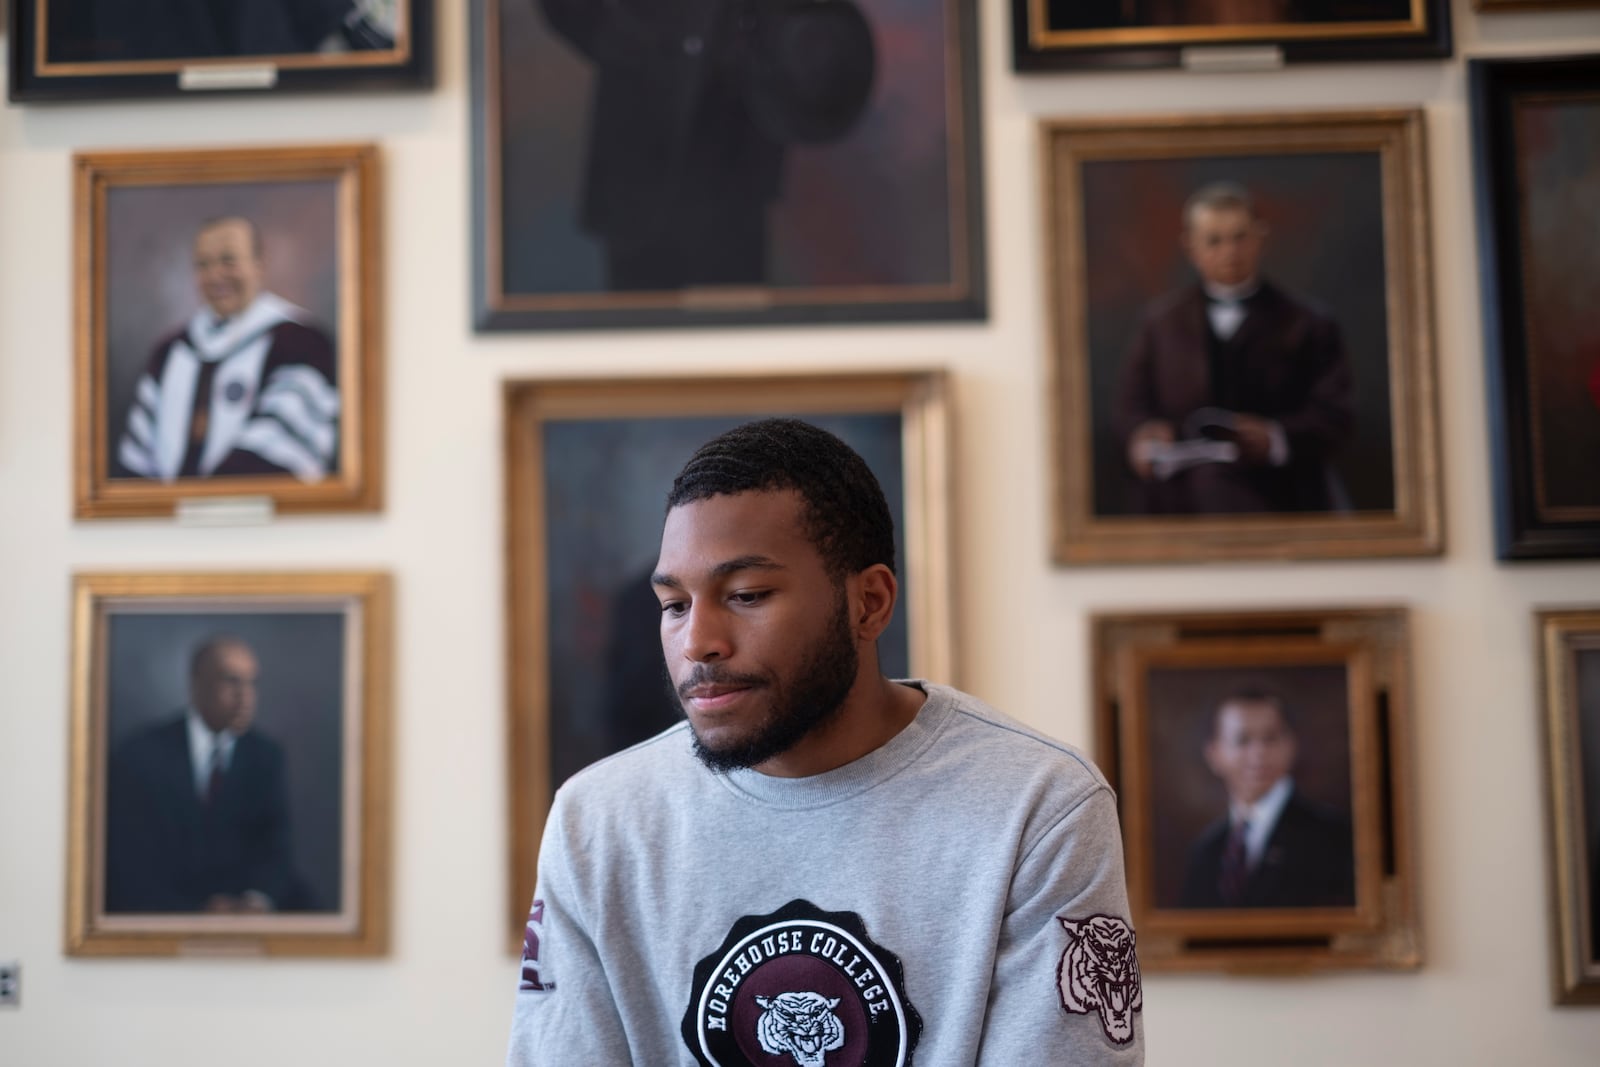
682,604,732,662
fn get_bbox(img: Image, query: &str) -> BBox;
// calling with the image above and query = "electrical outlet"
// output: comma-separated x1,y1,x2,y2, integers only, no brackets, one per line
0,961,19,1007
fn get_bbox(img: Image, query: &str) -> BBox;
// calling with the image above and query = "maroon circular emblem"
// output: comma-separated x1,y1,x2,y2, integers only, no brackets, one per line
682,900,921,1067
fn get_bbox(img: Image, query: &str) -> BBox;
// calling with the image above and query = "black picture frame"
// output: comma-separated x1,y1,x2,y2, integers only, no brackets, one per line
470,0,986,330
1011,0,1450,72
1471,54,1600,560
8,0,432,102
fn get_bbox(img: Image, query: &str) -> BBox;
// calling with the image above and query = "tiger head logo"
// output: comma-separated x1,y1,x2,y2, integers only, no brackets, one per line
1056,914,1142,1045
754,991,846,1067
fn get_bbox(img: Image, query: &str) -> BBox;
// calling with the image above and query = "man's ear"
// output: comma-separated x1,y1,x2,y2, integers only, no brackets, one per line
849,564,899,644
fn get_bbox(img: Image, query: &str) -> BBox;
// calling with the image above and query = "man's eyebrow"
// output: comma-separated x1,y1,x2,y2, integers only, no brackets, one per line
651,555,785,589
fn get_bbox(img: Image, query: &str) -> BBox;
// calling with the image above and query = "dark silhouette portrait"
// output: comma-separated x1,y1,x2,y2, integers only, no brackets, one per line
113,215,340,484
536,0,877,290
1179,688,1356,910
105,635,314,913
45,0,398,63
1113,181,1355,516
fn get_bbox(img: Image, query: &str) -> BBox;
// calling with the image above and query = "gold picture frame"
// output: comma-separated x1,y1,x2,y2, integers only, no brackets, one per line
503,370,955,948
73,144,383,519
1042,110,1441,564
66,572,392,957
1092,607,1420,972
1537,607,1600,1003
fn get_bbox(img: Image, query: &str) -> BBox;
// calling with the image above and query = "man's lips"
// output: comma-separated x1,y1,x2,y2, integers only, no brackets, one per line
682,685,755,711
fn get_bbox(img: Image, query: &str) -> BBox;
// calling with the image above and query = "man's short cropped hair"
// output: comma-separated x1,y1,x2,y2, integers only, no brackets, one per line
1212,685,1295,736
1183,181,1257,230
665,417,896,580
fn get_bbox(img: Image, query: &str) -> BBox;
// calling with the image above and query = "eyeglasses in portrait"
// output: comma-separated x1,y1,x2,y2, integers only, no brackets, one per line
66,573,392,957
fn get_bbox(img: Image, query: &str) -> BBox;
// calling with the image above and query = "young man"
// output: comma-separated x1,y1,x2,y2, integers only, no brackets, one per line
507,419,1143,1064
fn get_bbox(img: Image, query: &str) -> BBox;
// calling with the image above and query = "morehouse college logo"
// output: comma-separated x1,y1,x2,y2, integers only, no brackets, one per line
681,899,922,1067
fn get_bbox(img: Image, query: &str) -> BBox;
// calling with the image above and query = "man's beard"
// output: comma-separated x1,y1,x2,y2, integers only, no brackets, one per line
678,590,859,774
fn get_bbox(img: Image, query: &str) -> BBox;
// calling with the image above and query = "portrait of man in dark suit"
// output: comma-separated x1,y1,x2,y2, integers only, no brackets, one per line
1178,687,1355,910
104,635,314,913
1114,181,1355,516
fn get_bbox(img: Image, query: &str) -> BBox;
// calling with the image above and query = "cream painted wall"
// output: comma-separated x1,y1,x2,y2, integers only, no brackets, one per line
3,0,1600,1063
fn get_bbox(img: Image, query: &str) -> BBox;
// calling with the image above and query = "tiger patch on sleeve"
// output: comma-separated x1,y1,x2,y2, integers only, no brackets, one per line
1056,914,1141,1045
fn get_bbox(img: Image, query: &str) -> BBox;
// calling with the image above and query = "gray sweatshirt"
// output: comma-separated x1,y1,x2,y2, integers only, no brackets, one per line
507,681,1145,1065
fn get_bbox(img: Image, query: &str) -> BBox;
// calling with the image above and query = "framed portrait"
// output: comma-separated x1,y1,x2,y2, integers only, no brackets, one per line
73,144,382,520
503,371,955,945
1093,607,1419,972
1042,110,1441,564
8,0,431,101
1011,0,1450,71
66,572,392,957
1471,55,1600,560
470,0,986,330
1537,607,1600,1003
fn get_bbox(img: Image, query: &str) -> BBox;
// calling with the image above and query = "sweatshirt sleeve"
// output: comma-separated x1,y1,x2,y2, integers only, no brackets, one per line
975,785,1145,1065
505,794,632,1066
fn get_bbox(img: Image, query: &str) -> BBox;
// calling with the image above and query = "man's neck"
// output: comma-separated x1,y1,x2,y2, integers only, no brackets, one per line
753,675,926,779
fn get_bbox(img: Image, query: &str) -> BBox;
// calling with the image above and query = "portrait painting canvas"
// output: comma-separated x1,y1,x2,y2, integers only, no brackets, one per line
471,0,985,329
1011,0,1450,70
66,572,391,956
503,371,954,946
1537,607,1600,1003
1093,607,1420,972
74,145,382,519
1472,54,1600,559
9,0,431,100
1043,110,1440,563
